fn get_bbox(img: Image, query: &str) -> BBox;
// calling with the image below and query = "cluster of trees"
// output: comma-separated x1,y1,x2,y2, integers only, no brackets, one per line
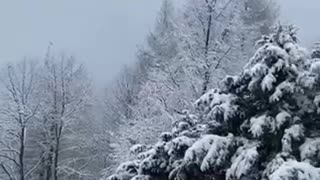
0,52,108,180
106,23,320,180
3,0,320,180
104,0,279,174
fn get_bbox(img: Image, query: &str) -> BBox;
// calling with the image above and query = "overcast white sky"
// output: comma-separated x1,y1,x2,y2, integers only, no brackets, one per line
279,0,320,46
0,0,319,88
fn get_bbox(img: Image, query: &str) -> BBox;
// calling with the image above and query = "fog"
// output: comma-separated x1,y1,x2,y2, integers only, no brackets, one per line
0,1,319,88
279,0,320,46
0,0,162,89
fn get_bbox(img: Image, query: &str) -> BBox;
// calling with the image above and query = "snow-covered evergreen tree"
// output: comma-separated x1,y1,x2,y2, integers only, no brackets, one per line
106,26,320,180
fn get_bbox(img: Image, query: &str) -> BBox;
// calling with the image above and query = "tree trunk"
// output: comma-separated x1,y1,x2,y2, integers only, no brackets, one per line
38,157,45,180
202,5,213,95
53,129,60,180
53,122,63,180
45,149,53,180
19,126,25,180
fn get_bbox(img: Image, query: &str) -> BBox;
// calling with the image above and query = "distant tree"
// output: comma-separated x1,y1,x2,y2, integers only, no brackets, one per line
0,60,41,180
37,54,92,180
105,0,180,166
241,0,279,35
178,0,279,95
103,66,142,166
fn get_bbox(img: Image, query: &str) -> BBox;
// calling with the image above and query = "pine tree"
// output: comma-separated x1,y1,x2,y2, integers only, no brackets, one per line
106,26,320,180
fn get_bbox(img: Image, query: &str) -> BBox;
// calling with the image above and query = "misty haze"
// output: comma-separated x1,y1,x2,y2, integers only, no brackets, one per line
0,1,320,180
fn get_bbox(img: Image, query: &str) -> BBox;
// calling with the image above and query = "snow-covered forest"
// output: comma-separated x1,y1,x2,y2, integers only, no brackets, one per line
1,0,320,180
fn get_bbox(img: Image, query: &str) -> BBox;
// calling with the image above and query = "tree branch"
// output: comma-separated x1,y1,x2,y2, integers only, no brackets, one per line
1,163,16,180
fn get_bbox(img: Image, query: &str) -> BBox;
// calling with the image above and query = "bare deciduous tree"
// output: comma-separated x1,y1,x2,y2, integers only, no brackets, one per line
0,60,41,180
37,54,92,180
